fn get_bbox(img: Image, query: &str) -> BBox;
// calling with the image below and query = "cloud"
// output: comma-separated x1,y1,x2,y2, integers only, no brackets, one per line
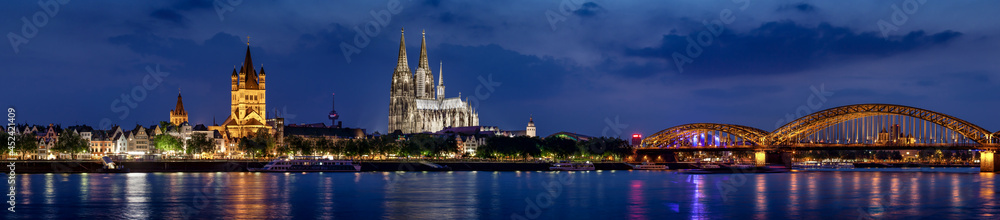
573,2,605,17
171,0,214,11
777,3,816,13
150,9,186,26
623,21,962,78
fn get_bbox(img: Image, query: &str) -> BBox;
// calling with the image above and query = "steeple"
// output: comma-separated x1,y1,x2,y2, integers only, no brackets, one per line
243,45,259,89
174,90,186,115
418,30,430,70
395,28,410,72
414,29,434,99
436,60,445,100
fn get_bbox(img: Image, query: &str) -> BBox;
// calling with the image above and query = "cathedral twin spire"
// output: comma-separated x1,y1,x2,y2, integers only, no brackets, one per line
395,28,410,73
394,28,443,100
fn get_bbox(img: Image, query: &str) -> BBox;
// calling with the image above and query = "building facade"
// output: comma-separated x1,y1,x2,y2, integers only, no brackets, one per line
526,117,536,137
126,125,151,154
389,29,479,133
222,45,269,139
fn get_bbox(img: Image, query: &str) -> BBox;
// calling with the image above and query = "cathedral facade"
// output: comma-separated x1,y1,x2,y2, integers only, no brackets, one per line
221,45,269,138
389,29,479,133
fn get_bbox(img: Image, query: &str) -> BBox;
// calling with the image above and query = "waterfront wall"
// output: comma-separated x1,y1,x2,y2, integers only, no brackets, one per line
12,161,633,173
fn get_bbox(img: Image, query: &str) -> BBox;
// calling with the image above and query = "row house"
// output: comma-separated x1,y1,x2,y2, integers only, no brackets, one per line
126,125,153,154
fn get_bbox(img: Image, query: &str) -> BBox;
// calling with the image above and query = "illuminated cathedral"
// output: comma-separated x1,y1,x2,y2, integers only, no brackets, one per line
221,44,269,138
389,28,479,133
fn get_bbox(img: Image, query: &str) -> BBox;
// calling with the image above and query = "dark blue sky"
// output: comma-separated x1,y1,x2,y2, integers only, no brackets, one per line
4,0,1000,137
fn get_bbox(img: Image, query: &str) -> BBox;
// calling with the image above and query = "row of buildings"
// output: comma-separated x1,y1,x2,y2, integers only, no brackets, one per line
14,122,225,160
13,29,548,159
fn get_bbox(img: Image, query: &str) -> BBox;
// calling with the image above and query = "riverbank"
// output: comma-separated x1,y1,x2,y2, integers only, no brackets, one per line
10,161,981,173
9,161,635,173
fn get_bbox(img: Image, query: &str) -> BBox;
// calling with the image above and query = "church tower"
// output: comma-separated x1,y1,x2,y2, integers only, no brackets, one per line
414,30,435,99
223,43,268,138
170,90,188,125
389,28,415,133
526,116,536,137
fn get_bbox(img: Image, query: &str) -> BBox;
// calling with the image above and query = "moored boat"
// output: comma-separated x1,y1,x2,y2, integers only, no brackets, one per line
250,156,361,172
550,161,595,171
96,156,130,173
632,162,669,170
680,164,788,174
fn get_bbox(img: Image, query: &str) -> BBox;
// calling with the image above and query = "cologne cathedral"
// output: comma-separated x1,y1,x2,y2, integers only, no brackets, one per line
389,28,479,133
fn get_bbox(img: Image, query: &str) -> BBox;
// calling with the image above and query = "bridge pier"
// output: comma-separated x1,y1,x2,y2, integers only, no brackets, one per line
982,151,996,172
756,150,792,168
754,151,766,166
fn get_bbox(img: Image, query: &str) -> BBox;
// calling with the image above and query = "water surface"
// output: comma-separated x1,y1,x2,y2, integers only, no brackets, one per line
2,168,997,219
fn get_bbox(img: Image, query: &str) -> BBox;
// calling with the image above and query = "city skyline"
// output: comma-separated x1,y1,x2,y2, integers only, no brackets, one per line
5,1,1000,138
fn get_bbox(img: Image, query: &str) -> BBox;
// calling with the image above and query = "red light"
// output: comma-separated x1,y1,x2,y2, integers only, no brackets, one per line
633,134,640,138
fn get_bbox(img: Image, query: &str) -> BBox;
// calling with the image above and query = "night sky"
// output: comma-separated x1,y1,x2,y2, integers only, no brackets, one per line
4,0,1000,138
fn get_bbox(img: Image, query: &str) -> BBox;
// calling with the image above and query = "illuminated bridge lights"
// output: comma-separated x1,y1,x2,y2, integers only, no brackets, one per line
641,104,1000,149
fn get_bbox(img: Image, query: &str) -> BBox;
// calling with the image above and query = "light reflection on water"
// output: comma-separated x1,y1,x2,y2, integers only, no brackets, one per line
2,168,998,219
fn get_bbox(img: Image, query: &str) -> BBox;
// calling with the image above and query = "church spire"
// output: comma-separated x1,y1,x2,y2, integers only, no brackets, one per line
242,45,259,89
174,89,185,114
395,28,410,72
436,60,445,100
418,30,430,70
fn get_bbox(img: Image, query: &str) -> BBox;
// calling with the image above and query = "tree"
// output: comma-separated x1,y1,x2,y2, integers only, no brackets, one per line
543,136,578,159
15,132,37,159
52,129,88,159
288,136,315,156
153,134,183,153
438,136,459,157
600,137,633,160
239,130,274,158
407,134,436,157
483,136,541,160
0,131,10,158
342,139,361,159
158,121,173,133
186,133,214,155
314,138,332,155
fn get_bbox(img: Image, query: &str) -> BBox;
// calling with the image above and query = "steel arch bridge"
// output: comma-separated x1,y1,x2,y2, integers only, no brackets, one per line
642,104,998,148
768,104,993,145
642,123,769,148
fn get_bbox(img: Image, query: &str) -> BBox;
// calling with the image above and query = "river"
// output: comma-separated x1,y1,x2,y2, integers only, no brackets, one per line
3,168,998,219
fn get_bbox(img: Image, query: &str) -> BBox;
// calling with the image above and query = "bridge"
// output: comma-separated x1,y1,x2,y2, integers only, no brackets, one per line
638,104,1000,172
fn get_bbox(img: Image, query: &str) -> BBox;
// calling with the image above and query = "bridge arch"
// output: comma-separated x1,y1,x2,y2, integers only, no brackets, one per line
642,123,770,148
768,104,992,145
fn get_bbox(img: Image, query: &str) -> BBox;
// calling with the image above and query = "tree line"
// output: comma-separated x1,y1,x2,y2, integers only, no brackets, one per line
261,133,633,161
5,122,634,161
